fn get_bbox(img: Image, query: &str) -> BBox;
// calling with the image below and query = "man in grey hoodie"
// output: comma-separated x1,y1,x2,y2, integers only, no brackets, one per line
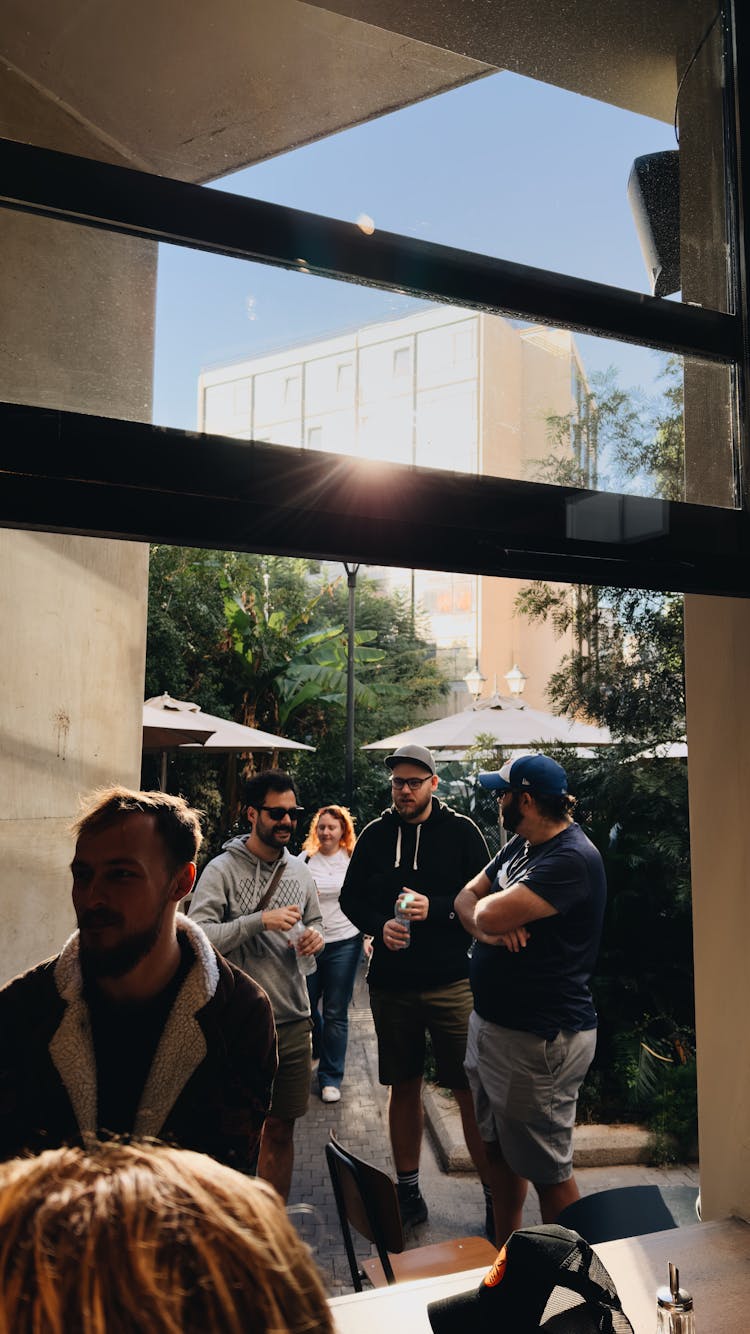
188,769,323,1201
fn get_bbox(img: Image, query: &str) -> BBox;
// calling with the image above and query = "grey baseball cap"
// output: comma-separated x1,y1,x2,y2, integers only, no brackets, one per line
384,744,436,776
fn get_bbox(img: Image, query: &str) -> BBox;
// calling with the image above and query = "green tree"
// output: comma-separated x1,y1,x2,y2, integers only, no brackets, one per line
516,581,685,743
536,357,685,502
295,575,449,829
222,572,384,733
144,551,449,841
515,363,695,1137
145,546,231,714
519,357,686,744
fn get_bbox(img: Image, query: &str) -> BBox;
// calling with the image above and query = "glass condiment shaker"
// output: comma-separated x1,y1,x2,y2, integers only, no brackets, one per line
656,1262,695,1332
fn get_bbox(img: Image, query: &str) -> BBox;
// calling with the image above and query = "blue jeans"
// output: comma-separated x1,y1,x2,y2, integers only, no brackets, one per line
306,934,362,1089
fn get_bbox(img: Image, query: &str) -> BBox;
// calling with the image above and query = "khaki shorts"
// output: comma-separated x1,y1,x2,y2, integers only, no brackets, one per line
464,1010,596,1185
369,979,473,1090
269,1018,313,1122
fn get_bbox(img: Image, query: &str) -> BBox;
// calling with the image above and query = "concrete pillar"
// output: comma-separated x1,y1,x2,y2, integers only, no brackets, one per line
679,12,748,1220
0,200,155,982
684,596,750,1219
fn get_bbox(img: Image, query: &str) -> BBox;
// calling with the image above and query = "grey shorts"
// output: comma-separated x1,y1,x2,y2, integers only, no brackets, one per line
464,1010,596,1185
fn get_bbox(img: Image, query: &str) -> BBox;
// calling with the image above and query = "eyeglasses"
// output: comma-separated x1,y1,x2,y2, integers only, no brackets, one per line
391,776,432,791
259,806,304,821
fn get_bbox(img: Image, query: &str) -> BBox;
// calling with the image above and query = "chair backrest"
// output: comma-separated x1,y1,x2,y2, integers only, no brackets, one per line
325,1133,404,1289
556,1185,679,1245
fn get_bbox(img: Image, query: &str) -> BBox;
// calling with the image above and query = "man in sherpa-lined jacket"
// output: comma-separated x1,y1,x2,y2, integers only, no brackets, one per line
0,787,276,1176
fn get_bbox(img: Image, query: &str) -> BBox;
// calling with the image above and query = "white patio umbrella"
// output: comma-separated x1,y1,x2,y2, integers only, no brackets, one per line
145,694,315,754
142,704,217,750
362,691,613,755
144,694,314,791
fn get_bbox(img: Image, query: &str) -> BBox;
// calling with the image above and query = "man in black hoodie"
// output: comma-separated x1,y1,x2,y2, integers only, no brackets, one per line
340,744,490,1230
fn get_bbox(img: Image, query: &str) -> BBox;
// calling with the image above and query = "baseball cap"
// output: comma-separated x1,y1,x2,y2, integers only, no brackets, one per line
478,753,568,797
427,1225,634,1334
384,744,436,776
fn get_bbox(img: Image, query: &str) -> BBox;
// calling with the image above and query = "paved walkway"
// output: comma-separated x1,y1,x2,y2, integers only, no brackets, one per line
288,962,699,1297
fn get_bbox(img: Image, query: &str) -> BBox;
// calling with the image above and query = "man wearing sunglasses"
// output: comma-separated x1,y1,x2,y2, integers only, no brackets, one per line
340,744,491,1233
189,769,323,1202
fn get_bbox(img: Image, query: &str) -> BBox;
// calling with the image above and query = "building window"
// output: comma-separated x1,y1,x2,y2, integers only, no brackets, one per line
337,362,353,392
284,374,301,405
233,379,251,414
393,346,411,377
451,327,475,363
307,425,323,448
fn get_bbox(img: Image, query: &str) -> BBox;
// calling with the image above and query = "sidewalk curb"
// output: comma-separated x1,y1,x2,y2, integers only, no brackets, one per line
424,1085,655,1172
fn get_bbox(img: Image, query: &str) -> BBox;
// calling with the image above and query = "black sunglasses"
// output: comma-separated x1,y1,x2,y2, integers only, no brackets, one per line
259,805,304,821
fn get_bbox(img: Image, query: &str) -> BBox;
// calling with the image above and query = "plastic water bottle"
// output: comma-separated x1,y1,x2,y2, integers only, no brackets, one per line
395,892,414,948
285,920,317,975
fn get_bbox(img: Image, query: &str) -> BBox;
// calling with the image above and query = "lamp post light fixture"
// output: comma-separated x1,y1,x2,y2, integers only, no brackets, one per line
464,663,486,702
504,663,528,698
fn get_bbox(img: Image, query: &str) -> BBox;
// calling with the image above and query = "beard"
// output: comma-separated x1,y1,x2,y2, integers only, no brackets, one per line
394,788,433,823
501,794,523,833
78,905,168,981
255,817,291,852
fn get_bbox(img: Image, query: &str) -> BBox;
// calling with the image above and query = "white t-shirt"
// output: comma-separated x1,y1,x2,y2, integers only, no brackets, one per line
304,849,359,943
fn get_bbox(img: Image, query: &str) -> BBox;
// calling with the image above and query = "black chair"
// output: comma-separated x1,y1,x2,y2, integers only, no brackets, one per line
556,1185,684,1244
325,1132,496,1291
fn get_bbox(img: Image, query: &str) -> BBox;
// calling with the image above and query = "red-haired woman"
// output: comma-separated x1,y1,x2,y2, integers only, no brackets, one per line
300,806,360,1104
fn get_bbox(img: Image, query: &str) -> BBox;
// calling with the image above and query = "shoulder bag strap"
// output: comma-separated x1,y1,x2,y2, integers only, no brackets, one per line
255,859,287,915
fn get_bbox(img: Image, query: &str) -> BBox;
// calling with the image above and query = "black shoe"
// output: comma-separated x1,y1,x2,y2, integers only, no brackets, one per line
397,1185,428,1228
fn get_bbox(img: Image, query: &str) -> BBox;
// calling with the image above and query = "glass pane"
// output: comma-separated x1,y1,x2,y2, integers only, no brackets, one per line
0,209,736,509
155,244,734,507
2,0,731,311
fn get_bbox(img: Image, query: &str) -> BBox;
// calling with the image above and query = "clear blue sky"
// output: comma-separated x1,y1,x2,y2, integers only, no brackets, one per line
154,70,676,431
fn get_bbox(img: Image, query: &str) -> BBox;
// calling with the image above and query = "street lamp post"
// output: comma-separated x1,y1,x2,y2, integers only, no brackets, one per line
343,561,361,807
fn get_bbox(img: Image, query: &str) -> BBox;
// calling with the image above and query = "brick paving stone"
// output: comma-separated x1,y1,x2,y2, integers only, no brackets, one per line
287,959,700,1298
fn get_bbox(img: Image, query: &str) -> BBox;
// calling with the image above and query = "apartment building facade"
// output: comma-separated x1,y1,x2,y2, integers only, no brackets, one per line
199,307,585,707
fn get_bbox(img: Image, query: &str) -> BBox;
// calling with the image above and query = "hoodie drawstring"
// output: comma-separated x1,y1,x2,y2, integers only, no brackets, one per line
394,823,421,871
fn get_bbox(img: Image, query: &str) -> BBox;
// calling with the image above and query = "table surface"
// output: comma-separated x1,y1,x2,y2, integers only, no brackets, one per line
329,1218,749,1332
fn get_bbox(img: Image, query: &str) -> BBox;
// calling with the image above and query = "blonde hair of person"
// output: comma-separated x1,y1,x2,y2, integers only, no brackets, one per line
301,804,356,856
0,1141,333,1334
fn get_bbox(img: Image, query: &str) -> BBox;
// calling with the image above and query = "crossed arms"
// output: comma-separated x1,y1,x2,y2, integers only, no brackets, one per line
454,868,557,952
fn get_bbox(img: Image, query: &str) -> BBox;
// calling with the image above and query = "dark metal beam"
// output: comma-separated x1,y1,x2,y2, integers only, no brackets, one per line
1,403,748,597
0,137,739,366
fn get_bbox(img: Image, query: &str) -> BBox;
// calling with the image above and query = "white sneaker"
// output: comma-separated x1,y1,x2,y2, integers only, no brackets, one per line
321,1085,341,1103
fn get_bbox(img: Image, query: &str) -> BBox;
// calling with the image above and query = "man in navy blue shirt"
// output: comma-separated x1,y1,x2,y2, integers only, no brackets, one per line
455,754,606,1248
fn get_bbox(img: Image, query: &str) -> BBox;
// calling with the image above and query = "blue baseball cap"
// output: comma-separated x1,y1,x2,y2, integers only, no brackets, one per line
478,754,569,797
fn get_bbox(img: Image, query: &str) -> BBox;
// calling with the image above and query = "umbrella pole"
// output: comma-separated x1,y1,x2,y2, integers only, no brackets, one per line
160,750,167,791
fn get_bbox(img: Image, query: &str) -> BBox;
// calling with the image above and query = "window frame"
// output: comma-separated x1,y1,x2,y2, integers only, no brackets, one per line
0,0,748,596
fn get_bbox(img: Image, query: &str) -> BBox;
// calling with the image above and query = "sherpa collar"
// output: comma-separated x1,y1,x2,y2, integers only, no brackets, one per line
49,915,220,1141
